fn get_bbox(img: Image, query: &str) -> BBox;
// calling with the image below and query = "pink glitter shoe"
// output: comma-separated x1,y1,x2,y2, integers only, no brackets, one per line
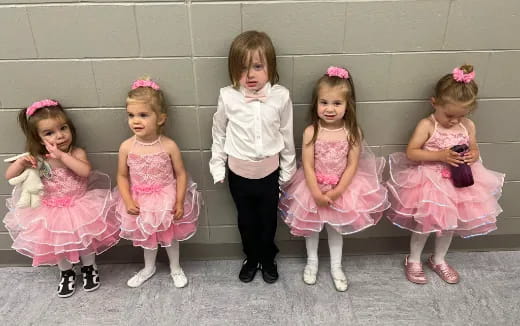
404,256,427,284
426,256,460,284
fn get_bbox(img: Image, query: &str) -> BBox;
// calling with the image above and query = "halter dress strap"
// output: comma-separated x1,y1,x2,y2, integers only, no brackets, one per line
458,121,469,136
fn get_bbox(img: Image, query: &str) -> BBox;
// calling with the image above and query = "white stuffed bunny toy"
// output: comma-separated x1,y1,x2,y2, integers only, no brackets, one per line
4,152,46,208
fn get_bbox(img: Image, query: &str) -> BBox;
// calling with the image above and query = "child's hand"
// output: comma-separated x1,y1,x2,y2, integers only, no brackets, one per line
325,189,341,202
125,199,140,215
16,155,37,169
313,193,332,207
463,149,479,164
44,140,65,160
438,149,464,167
173,202,184,220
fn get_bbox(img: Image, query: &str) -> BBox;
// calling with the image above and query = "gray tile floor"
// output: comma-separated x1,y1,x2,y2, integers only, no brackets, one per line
0,251,518,325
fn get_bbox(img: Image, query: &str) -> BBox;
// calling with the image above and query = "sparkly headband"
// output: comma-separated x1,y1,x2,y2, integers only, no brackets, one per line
131,79,160,90
452,67,475,84
326,66,349,79
26,99,59,117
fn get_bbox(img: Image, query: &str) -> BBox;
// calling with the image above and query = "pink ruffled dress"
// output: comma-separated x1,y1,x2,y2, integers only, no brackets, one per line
279,126,389,237
386,115,504,238
114,137,200,249
4,165,120,266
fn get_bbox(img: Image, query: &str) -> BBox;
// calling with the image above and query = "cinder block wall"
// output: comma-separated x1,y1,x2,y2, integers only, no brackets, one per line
1,0,519,264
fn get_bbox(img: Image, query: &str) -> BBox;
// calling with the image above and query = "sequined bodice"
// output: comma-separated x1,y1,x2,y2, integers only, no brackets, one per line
127,152,174,187
314,140,349,178
423,117,469,151
42,167,87,200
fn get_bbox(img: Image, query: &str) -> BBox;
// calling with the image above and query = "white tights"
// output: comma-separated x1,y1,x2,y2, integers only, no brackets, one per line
57,253,96,271
142,241,182,273
409,232,454,264
305,224,344,271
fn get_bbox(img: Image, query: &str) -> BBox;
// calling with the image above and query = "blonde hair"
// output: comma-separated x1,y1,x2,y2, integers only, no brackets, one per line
228,31,279,89
308,69,362,147
126,77,167,133
434,64,478,108
18,103,77,157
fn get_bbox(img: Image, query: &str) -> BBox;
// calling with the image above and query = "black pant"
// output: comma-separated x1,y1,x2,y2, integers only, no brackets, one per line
228,169,280,265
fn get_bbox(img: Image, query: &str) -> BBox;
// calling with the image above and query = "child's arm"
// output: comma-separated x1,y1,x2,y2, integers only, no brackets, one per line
209,93,228,183
325,141,361,202
406,118,464,167
302,126,331,207
462,118,480,164
117,140,139,215
5,155,37,180
45,140,92,177
166,139,187,220
278,96,297,184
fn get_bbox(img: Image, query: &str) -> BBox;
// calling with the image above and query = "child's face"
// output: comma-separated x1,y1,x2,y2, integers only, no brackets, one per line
37,117,72,152
317,85,347,128
127,102,165,141
432,97,473,129
239,50,269,92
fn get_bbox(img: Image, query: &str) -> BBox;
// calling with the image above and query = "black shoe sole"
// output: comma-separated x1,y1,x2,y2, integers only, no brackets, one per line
57,290,75,298
84,283,100,292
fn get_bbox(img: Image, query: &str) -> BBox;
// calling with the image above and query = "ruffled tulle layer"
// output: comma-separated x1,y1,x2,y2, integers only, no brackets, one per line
3,171,120,266
386,152,504,238
279,149,389,237
115,179,201,249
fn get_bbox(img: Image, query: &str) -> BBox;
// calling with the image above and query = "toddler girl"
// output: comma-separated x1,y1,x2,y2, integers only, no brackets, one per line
386,65,504,284
278,67,389,291
115,79,201,288
4,99,119,297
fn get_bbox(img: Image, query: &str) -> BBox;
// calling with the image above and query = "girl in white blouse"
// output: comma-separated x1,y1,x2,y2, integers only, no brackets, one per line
210,31,296,284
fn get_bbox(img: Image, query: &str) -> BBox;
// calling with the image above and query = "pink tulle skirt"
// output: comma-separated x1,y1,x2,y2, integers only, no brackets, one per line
279,152,389,237
3,171,120,266
114,179,200,249
386,152,504,238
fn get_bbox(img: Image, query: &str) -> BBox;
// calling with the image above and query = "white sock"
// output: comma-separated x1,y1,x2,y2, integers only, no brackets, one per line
409,232,429,262
143,248,158,274
305,232,319,269
57,259,72,271
165,241,182,272
80,253,96,268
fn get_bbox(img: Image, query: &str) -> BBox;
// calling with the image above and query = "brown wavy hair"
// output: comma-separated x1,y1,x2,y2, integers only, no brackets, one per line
307,69,362,147
434,64,478,108
18,102,77,157
228,31,279,89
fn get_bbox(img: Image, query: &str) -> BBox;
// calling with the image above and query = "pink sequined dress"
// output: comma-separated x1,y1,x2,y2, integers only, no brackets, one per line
114,136,200,249
386,115,504,237
279,126,389,237
4,164,120,267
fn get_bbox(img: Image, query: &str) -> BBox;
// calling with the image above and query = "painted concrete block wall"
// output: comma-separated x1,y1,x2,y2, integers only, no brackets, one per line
1,0,519,261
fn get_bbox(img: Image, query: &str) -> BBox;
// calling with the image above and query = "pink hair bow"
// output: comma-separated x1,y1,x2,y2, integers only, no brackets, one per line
452,68,475,84
131,79,160,90
26,99,59,117
326,66,349,79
